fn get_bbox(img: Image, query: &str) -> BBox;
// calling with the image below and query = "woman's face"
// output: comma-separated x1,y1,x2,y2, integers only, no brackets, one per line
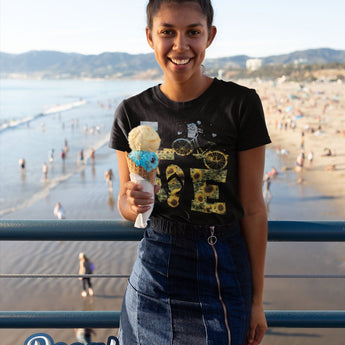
146,2,216,85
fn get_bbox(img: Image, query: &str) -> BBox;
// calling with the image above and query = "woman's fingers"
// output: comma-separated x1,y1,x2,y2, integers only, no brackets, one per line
126,182,154,213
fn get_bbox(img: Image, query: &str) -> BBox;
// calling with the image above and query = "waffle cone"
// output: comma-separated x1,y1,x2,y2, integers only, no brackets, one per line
127,156,157,185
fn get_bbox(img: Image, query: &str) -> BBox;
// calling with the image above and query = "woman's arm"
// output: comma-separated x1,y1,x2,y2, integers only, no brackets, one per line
116,150,155,222
238,145,268,345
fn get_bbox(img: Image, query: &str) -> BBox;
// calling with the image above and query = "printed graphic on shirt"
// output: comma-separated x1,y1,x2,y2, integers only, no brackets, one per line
140,121,158,131
156,120,229,215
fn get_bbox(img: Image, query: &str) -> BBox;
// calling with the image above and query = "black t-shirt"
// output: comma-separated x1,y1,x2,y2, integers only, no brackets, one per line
109,78,271,225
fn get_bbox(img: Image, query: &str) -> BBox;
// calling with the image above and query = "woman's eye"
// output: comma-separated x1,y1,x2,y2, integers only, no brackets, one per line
189,30,200,36
161,30,174,36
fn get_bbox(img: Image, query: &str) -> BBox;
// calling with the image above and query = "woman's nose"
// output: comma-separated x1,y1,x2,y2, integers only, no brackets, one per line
173,33,189,51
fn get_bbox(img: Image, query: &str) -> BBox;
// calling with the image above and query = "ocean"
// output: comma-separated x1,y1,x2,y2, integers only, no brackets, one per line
0,79,156,218
0,78,340,221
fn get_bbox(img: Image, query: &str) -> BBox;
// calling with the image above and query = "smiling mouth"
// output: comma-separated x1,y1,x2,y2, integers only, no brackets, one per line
169,58,192,65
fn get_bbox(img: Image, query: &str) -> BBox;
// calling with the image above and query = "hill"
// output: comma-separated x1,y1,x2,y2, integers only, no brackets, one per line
1,48,345,79
0,51,160,79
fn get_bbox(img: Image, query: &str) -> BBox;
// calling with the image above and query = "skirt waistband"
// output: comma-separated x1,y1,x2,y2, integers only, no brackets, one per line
149,216,240,240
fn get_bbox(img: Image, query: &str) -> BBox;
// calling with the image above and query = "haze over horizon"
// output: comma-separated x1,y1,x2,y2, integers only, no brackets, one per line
1,0,344,59
1,47,344,62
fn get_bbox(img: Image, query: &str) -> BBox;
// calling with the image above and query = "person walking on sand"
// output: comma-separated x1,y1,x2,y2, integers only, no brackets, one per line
48,149,55,163
19,158,26,171
79,149,84,164
78,253,94,297
60,149,66,163
90,148,95,163
53,202,66,219
105,169,113,191
75,328,96,344
64,138,69,153
263,175,272,203
42,162,48,179
295,152,304,173
307,151,314,166
109,1,270,344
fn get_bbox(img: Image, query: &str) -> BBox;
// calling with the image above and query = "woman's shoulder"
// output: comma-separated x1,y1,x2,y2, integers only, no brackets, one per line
114,86,158,119
211,79,260,107
123,84,159,106
214,78,255,96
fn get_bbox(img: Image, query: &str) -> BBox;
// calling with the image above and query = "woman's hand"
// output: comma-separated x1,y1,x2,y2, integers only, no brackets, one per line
246,302,267,345
116,150,161,222
125,181,160,215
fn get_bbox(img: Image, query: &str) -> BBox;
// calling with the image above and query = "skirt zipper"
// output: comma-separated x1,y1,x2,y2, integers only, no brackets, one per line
208,226,231,345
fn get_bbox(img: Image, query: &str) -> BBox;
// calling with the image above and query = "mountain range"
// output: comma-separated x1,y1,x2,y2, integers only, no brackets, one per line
1,48,344,79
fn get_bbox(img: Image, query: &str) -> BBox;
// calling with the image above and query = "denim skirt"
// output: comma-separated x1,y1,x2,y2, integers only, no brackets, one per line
119,217,252,345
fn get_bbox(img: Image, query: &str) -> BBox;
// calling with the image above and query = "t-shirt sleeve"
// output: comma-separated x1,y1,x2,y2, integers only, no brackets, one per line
108,101,131,152
238,90,271,151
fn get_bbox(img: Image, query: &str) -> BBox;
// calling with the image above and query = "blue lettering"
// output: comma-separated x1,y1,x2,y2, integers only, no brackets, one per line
107,336,119,345
24,333,119,345
24,333,55,345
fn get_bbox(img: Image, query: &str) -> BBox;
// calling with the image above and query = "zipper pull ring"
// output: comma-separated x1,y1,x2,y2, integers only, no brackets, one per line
208,226,217,246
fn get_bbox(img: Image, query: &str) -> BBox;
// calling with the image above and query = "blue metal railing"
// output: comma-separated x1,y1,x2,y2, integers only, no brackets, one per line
1,220,345,329
1,220,344,242
1,310,345,329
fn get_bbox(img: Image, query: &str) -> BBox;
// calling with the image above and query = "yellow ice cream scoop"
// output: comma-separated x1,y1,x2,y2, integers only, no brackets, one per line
128,125,161,152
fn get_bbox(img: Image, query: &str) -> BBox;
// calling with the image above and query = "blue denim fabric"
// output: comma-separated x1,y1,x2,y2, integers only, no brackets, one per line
119,218,252,345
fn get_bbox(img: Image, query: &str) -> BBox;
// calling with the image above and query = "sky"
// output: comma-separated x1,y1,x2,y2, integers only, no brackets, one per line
1,0,344,58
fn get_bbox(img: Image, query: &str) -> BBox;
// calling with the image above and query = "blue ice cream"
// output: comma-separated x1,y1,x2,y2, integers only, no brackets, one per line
128,150,158,172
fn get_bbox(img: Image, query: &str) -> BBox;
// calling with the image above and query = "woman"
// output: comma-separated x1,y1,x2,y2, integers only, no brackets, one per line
78,252,94,297
109,1,270,344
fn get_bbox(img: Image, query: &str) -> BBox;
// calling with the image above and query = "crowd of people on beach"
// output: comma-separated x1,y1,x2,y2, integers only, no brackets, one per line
269,82,339,145
18,110,108,180
18,140,92,179
17,115,117,220
258,79,344,205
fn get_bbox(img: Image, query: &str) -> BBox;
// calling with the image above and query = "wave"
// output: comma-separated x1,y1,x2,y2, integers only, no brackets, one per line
0,133,110,218
0,171,76,218
0,99,87,133
42,99,87,115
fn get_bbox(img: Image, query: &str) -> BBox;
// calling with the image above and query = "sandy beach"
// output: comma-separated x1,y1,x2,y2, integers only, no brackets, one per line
249,79,345,216
1,79,345,345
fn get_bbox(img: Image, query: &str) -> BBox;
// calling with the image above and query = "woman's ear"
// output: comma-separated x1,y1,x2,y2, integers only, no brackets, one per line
146,27,154,49
207,26,217,48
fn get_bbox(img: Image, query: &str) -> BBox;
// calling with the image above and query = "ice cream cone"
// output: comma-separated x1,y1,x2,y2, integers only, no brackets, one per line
127,156,157,185
126,125,160,228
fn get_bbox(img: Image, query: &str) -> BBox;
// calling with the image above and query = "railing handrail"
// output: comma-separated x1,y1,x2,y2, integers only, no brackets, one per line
1,220,345,329
1,220,344,241
1,310,345,329
3,273,345,279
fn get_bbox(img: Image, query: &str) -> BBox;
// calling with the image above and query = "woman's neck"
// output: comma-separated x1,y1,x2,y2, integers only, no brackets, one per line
160,75,213,102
